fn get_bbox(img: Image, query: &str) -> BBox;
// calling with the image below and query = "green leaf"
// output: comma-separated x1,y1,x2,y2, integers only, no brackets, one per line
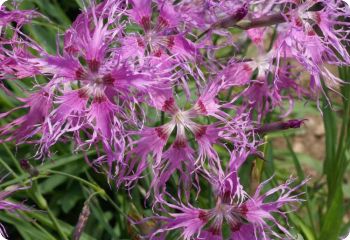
0,212,56,240
320,188,344,240
40,163,88,194
58,185,83,213
288,213,316,240
285,137,305,180
322,95,337,177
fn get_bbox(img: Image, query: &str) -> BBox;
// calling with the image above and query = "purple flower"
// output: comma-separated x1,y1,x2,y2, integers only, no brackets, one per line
35,2,171,170
0,1,171,176
0,6,37,27
216,61,253,88
176,0,249,30
0,1,325,238
240,62,307,119
119,80,256,196
148,177,306,240
121,0,197,61
0,45,41,79
274,0,350,100
0,185,30,238
0,7,41,79
0,89,52,144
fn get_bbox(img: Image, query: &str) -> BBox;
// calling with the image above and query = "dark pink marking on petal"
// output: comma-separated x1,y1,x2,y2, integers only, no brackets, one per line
78,88,89,99
140,16,151,31
87,59,100,73
136,37,145,47
161,97,177,114
75,67,87,80
173,138,187,149
167,36,175,49
194,125,207,139
231,222,243,232
94,94,107,104
155,127,168,141
240,204,248,216
208,226,221,236
102,74,115,85
198,210,209,222
197,100,207,114
154,49,163,57
157,16,169,30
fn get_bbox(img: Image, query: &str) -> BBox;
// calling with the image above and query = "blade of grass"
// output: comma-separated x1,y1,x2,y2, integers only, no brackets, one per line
2,142,24,174
24,211,95,240
0,151,95,188
87,193,118,239
320,66,350,239
0,156,18,178
0,212,55,240
322,95,337,179
285,136,316,236
288,213,316,240
320,187,344,240
74,0,84,9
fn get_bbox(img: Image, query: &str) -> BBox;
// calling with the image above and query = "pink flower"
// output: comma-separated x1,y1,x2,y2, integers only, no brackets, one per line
216,61,253,88
121,0,197,61
0,184,31,238
119,80,256,197
0,89,52,144
241,63,306,119
176,0,249,30
148,177,306,240
34,2,164,170
275,0,350,99
0,7,37,27
0,1,171,176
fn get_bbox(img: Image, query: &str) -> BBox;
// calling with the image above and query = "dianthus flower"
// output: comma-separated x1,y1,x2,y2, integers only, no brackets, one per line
0,5,39,79
0,184,30,238
143,152,307,240
274,0,350,100
0,1,324,238
0,1,172,175
120,0,196,62
0,5,37,28
119,77,257,196
176,0,248,30
215,54,306,118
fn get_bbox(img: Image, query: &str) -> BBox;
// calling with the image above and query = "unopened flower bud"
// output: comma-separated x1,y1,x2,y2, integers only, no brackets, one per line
256,119,306,134
73,201,91,240
216,4,249,28
20,159,39,177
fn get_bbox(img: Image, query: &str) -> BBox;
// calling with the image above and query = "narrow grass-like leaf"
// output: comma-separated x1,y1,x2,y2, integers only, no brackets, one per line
0,212,56,240
320,188,344,240
285,136,316,235
288,213,316,240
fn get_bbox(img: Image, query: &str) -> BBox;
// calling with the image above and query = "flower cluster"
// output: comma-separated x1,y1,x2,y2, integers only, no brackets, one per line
0,184,29,238
0,0,349,239
151,177,307,240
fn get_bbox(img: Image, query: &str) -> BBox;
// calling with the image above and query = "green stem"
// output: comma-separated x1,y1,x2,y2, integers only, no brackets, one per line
47,208,68,240
46,170,105,194
104,194,125,215
0,156,18,178
29,180,68,240
236,14,285,30
19,212,57,240
198,13,286,39
285,137,316,235
2,143,24,174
